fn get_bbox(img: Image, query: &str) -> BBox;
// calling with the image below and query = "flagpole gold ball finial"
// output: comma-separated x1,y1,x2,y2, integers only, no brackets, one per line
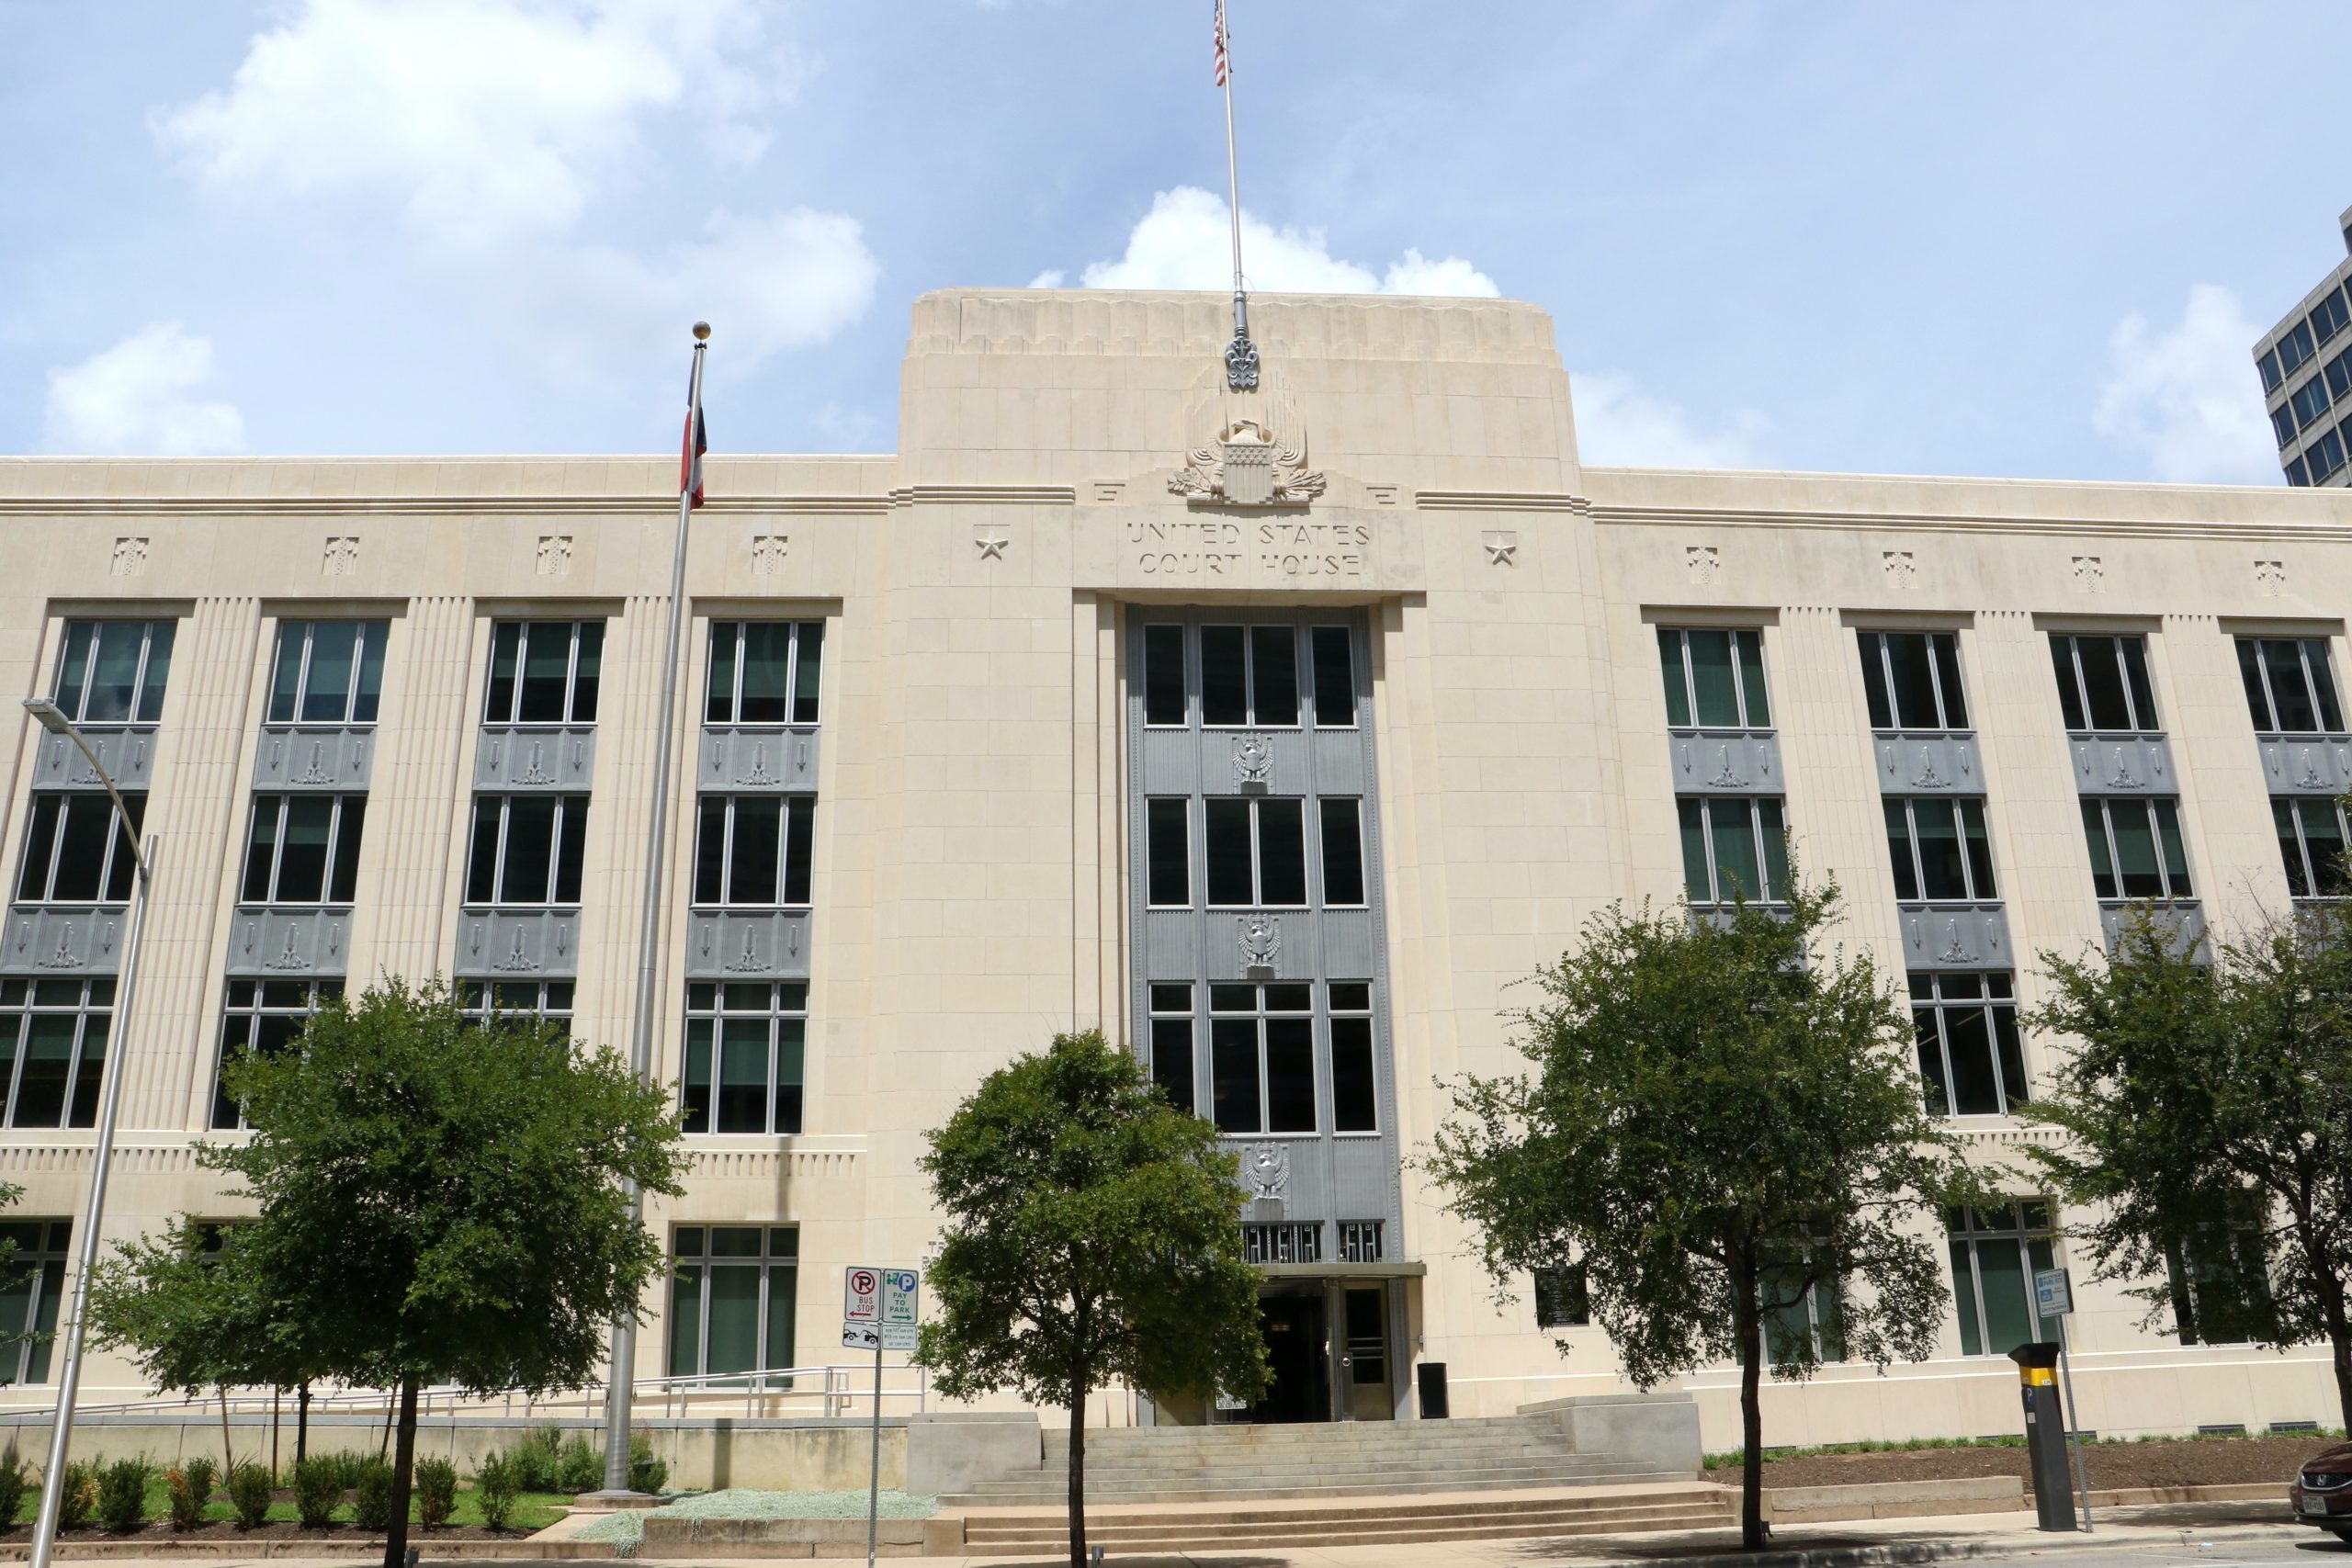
693,321,711,342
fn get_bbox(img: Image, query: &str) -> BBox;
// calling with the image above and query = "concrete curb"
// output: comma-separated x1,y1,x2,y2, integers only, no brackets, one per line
1580,1524,2297,1568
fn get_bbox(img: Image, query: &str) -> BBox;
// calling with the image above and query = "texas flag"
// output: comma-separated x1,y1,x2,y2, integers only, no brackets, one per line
681,385,708,509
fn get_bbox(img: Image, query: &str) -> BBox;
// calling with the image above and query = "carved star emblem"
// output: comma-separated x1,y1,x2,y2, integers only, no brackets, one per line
1485,539,1517,566
975,534,1009,560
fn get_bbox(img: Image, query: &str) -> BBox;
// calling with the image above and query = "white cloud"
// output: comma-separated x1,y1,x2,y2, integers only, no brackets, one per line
44,324,245,455
153,0,873,382
2094,285,2279,484
1571,371,1770,468
1053,186,1498,298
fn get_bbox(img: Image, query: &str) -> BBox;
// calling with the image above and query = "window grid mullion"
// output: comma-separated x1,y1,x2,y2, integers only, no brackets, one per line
1256,1011,1271,1136
4,1008,28,1122
321,797,344,903
293,623,316,718
550,797,569,903
40,806,65,902
719,799,738,906
2255,648,2282,732
129,624,154,722
1982,996,2009,1111
490,799,513,905
1248,801,1263,906
1926,637,1949,730
735,623,752,723
1696,803,1718,903
2295,643,2320,728
1905,800,1926,897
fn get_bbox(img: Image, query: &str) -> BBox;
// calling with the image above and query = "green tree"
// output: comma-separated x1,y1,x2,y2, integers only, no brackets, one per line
916,1030,1268,1568
1428,882,1972,1550
99,977,684,1568
2024,902,2352,1427
86,1217,333,1470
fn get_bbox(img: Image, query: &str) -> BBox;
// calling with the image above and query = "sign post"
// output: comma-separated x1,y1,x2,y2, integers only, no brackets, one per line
2034,1267,2093,1533
842,1267,918,1568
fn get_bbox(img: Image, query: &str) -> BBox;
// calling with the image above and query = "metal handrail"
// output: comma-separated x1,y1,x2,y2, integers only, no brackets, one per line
0,1364,930,1426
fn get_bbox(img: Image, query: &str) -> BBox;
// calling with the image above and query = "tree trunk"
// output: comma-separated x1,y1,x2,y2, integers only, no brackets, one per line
1065,1385,1088,1568
2314,1245,2352,1430
296,1381,311,1466
1733,1263,1766,1551
381,1375,420,1568
215,1385,235,1476
271,1386,281,1479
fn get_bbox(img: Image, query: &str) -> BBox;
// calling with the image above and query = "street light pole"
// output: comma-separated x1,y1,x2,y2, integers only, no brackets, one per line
592,322,709,1500
20,699,156,1568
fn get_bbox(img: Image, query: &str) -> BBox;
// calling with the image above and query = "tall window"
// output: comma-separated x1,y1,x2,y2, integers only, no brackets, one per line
2049,634,2158,732
1657,627,1770,728
691,797,815,908
1329,981,1377,1133
1858,631,1969,731
1209,981,1315,1135
1203,798,1307,908
212,978,342,1128
706,621,823,725
241,795,366,905
483,621,604,726
1884,798,1997,901
1911,972,2028,1116
268,620,389,725
0,1221,71,1385
1140,622,1354,728
459,980,573,1031
668,1225,797,1380
1146,800,1190,907
2236,637,2344,733
15,794,143,903
51,621,175,726
1148,982,1195,1114
1318,800,1367,907
682,982,805,1134
1678,797,1790,905
2165,1199,2276,1348
464,795,589,906
2081,799,2192,901
1948,1202,2061,1357
1760,1252,1846,1363
2274,797,2351,897
0,979,113,1129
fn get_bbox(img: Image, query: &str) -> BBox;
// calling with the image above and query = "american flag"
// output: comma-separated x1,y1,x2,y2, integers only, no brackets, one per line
1213,0,1228,85
680,380,708,509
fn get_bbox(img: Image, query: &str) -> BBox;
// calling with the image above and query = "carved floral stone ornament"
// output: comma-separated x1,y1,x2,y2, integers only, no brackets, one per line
1169,418,1324,508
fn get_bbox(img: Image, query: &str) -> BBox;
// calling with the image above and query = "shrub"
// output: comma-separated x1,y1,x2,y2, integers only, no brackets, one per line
352,1461,394,1531
56,1460,98,1531
471,1450,521,1531
0,1440,29,1528
96,1457,151,1533
290,1455,343,1529
413,1456,457,1530
628,1430,667,1496
508,1427,564,1494
181,1455,218,1515
164,1466,207,1531
226,1462,273,1529
307,1450,369,1491
556,1433,600,1495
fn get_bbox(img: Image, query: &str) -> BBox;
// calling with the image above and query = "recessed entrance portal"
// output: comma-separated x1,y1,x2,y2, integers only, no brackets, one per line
1249,1288,1329,1423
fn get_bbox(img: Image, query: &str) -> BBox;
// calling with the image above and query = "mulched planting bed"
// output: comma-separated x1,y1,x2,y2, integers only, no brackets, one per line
0,1524,537,1543
1747,1435,2333,1494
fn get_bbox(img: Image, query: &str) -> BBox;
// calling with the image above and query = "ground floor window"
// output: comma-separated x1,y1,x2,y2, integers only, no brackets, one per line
212,978,342,1129
1911,971,2028,1116
682,983,805,1134
2165,1198,2277,1347
668,1225,797,1381
0,1221,70,1385
1948,1202,2062,1357
1760,1252,1846,1363
0,978,113,1130
2273,796,2350,897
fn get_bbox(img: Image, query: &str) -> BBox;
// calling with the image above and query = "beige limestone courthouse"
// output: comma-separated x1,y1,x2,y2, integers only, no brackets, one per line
0,288,2344,1450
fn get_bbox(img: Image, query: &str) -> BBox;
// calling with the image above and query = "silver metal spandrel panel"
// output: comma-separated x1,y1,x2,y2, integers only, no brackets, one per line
2256,734,2352,795
474,726,596,790
683,909,814,980
696,728,820,793
1666,731,1782,795
225,907,354,977
252,725,374,791
2,905,129,976
2067,735,2177,795
1872,732,1982,795
1895,903,2014,971
35,728,159,793
453,908,583,978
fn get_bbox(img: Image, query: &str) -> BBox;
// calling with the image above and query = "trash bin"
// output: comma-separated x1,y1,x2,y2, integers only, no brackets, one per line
2007,1342,2078,1531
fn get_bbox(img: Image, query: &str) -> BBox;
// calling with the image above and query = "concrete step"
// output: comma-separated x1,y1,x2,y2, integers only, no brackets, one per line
944,1468,1699,1507
1039,1415,1562,1451
964,1486,1729,1533
1014,1448,1626,1475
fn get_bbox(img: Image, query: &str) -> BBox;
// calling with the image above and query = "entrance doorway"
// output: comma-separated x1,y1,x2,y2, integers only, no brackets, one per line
1248,1290,1329,1423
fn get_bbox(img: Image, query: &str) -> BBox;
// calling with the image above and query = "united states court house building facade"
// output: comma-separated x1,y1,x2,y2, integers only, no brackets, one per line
0,288,2344,1450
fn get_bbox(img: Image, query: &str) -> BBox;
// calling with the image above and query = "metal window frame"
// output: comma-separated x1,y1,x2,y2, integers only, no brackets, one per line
1203,796,1310,910
1865,630,1966,732
243,794,360,907
684,981,808,1136
671,1224,799,1377
54,620,164,728
2278,795,2352,893
2245,637,2342,734
1690,795,1781,905
1206,981,1320,1138
274,619,384,728
459,978,574,1027
1891,796,1995,902
474,794,583,908
2055,633,2157,733
213,978,338,1131
2085,797,2189,901
1144,797,1191,908
0,1220,71,1385
1328,979,1379,1135
695,795,808,910
1949,1203,2059,1357
19,793,141,906
0,981,110,1132
707,620,814,727
1317,798,1367,908
490,620,593,727
1665,626,1768,730
1914,972,2023,1117
1307,623,1360,729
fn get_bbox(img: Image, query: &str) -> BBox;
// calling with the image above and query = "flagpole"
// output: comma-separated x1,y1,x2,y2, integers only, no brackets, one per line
1217,1,1258,389
594,320,708,1501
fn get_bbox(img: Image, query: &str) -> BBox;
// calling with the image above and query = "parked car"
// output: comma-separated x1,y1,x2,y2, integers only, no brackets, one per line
2293,1440,2352,1541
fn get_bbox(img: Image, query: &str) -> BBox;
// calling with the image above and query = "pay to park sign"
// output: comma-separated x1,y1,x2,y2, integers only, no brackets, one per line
842,1265,919,1351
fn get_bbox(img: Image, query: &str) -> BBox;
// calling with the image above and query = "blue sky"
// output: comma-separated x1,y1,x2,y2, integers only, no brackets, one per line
0,1,2337,483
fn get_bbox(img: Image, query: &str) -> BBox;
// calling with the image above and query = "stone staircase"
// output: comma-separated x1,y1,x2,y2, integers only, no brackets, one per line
956,1482,1736,1557
941,1412,1700,1509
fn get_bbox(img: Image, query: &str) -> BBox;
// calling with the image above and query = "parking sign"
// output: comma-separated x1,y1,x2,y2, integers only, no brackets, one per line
2034,1267,2073,1317
844,1266,882,1324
